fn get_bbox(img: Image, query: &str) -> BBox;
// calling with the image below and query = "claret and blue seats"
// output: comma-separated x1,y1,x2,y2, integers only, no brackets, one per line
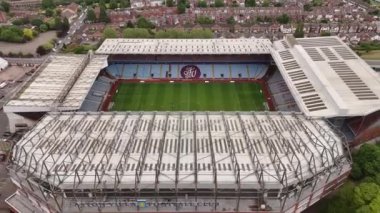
107,63,268,79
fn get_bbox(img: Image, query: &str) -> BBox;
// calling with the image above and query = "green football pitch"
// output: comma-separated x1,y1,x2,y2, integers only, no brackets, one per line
111,82,266,111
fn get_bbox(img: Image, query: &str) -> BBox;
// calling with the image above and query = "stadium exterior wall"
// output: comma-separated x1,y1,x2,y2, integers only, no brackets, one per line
6,112,38,133
7,162,351,213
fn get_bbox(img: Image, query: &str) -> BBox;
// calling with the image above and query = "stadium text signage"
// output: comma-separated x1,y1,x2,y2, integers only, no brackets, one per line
180,65,201,79
74,200,219,208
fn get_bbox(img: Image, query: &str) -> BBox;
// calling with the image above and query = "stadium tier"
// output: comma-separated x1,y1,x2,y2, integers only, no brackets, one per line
106,63,269,79
8,111,351,213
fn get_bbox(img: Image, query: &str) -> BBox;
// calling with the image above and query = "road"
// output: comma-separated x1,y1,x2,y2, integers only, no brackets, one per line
57,7,88,50
365,60,380,69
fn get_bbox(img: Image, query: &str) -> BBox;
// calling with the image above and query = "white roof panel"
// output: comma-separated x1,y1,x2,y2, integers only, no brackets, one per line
4,54,106,112
96,38,272,55
272,36,380,117
13,111,348,189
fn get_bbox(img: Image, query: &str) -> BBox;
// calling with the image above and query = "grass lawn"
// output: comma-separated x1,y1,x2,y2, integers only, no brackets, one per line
357,50,380,60
111,82,266,111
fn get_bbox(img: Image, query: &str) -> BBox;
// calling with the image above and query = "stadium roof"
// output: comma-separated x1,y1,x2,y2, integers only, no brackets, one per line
96,38,272,55
3,54,107,112
13,111,349,190
272,36,380,118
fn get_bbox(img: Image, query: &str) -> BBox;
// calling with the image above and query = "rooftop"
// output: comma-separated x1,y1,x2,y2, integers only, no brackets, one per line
3,54,107,112
13,111,348,190
272,36,380,117
96,38,272,55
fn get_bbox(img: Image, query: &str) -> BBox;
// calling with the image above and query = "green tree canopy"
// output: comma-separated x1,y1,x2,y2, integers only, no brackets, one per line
45,8,54,17
103,26,117,38
99,6,110,23
244,0,255,7
214,0,224,7
123,28,152,38
31,19,44,27
177,2,186,14
226,16,235,25
136,17,155,29
109,0,118,9
0,1,10,12
39,24,49,32
165,0,175,7
86,8,97,22
276,13,290,24
42,0,55,9
196,15,214,25
197,0,207,7
293,22,304,38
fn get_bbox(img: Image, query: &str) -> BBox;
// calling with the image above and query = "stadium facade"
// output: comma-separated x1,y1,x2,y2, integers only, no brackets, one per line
4,36,380,212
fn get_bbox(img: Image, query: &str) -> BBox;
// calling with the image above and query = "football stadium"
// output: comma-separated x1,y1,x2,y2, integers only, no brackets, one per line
4,36,380,213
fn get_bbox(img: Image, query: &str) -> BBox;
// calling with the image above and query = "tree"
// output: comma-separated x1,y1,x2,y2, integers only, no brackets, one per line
353,182,379,207
39,24,49,32
262,0,269,7
99,6,110,22
123,28,151,38
196,15,214,25
214,0,224,7
12,18,29,25
31,19,44,27
293,22,304,38
0,1,10,13
36,42,53,55
276,13,290,24
226,16,235,25
99,0,106,7
120,0,130,7
136,17,154,29
103,26,117,38
244,0,255,7
86,8,96,22
45,8,54,17
42,0,54,9
85,0,93,5
177,2,186,14
165,0,175,7
126,20,134,28
197,0,207,8
109,0,118,9
23,28,34,40
62,17,70,32
303,3,312,11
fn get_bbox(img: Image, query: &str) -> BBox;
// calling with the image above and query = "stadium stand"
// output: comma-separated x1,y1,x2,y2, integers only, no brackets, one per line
267,70,299,112
80,76,114,111
107,63,268,79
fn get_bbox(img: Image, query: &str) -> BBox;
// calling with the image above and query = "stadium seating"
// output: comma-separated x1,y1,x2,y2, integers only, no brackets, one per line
137,64,151,79
80,76,114,111
106,63,269,79
214,64,230,78
267,71,299,112
123,64,137,78
231,64,249,78
197,64,213,78
151,64,161,78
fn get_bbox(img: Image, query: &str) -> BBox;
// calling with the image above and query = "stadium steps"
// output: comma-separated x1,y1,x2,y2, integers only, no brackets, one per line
136,64,140,78
149,64,152,77
212,64,215,79
228,64,232,79
160,64,162,78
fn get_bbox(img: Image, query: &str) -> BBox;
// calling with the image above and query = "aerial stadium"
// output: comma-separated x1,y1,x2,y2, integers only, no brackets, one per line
4,35,380,213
